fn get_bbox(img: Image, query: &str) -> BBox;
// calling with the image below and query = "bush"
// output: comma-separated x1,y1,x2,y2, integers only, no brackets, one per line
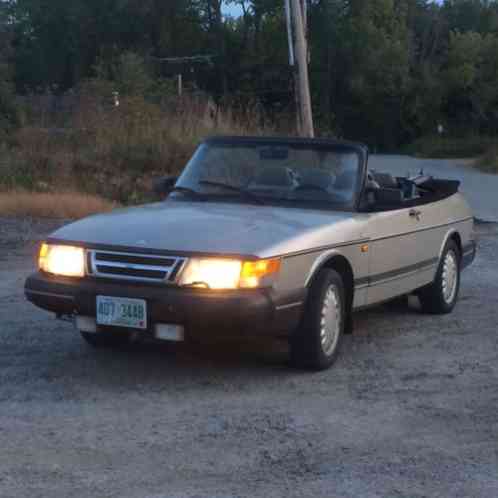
476,146,498,173
0,73,20,138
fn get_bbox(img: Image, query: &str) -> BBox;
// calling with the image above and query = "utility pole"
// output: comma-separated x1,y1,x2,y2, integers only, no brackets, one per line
177,74,183,97
289,0,314,138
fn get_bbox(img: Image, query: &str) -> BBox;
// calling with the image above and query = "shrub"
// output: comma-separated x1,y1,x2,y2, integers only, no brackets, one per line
0,69,20,138
476,146,498,173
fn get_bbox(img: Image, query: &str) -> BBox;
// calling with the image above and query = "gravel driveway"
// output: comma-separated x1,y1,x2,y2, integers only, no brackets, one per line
1,218,497,498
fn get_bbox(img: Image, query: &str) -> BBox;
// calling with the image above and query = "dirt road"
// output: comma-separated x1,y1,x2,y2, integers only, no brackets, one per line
1,217,497,498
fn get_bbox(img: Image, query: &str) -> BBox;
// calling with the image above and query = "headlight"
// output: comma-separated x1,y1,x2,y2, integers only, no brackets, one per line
39,243,85,278
179,257,281,290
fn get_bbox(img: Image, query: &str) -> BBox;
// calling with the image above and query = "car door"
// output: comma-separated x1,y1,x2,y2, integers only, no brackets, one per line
365,204,437,305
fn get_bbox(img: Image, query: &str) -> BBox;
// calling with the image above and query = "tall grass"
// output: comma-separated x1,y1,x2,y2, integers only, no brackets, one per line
0,191,115,218
1,85,280,208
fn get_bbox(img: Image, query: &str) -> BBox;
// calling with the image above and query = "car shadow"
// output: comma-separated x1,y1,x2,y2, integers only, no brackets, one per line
21,296,434,396
42,301,417,391
67,334,297,388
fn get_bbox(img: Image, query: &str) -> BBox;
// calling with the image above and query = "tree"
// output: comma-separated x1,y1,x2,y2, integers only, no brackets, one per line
0,2,19,136
444,30,498,133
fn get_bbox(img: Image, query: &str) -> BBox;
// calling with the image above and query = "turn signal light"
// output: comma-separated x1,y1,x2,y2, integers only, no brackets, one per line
240,258,281,288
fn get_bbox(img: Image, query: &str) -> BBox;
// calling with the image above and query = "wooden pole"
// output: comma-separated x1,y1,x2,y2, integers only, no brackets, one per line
177,74,183,97
285,0,300,133
290,0,314,137
284,0,295,67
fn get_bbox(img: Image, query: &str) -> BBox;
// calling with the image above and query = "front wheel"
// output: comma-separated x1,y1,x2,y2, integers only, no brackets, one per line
290,268,346,371
419,240,461,314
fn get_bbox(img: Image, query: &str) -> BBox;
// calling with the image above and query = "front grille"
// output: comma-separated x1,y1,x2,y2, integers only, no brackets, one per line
88,250,186,283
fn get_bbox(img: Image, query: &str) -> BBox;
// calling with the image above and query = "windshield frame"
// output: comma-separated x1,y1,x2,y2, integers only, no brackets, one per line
174,136,368,212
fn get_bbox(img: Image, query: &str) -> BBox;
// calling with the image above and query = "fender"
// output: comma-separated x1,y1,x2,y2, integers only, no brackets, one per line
304,249,352,288
439,228,461,260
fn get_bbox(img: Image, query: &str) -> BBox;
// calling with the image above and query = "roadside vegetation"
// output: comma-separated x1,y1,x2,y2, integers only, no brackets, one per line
402,136,498,173
476,146,498,173
0,191,115,219
0,54,277,216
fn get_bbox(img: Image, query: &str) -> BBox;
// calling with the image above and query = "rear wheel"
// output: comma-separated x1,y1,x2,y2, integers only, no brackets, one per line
419,240,461,314
80,330,134,349
290,268,346,371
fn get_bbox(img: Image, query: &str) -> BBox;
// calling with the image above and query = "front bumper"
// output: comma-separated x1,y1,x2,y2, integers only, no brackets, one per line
25,272,303,338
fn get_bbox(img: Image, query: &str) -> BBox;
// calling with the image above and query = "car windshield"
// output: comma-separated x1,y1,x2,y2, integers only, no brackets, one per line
174,140,363,210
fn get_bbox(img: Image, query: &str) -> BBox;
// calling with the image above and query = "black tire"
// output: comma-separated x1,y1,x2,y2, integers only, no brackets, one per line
419,239,461,314
290,268,347,371
80,330,134,350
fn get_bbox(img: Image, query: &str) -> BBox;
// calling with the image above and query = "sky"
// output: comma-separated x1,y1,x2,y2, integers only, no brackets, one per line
222,3,244,18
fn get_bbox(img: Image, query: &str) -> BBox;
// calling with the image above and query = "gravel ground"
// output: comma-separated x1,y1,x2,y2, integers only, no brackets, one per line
0,217,497,498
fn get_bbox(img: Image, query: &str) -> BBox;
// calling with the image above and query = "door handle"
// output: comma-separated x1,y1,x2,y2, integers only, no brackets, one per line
409,209,422,220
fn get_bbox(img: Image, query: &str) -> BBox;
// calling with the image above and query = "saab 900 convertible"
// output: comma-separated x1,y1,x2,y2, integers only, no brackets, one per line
25,137,476,370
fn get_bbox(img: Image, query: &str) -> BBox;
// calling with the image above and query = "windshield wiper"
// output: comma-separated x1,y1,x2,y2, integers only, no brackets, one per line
170,186,206,200
198,181,266,205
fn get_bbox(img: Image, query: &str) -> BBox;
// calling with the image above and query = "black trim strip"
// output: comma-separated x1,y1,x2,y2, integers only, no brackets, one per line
281,239,370,259
367,217,473,244
354,257,438,289
370,258,438,285
283,218,472,260
355,277,370,287
25,289,75,301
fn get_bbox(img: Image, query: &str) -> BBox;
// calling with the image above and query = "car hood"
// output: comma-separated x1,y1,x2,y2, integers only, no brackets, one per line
49,201,367,258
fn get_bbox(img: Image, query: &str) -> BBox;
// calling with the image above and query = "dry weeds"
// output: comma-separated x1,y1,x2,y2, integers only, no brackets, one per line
0,191,116,219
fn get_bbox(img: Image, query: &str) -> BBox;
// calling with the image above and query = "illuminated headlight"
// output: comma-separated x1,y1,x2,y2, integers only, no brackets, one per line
179,258,281,290
39,243,85,278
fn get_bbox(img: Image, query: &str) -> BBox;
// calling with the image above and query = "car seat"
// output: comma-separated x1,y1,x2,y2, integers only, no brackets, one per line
251,167,295,187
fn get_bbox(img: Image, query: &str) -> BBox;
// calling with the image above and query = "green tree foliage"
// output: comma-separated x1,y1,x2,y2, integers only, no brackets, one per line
0,3,19,136
2,0,498,148
444,30,498,132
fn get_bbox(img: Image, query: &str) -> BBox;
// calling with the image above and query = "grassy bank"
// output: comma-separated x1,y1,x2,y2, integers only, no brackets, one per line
0,191,115,219
0,87,279,216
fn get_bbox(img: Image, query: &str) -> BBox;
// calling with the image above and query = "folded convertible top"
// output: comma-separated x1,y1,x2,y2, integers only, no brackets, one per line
417,177,461,196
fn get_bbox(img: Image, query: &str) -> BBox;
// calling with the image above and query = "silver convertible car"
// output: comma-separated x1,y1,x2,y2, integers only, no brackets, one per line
25,137,476,370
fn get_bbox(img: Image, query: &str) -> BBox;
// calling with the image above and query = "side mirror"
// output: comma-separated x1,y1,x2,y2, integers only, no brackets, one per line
153,176,177,197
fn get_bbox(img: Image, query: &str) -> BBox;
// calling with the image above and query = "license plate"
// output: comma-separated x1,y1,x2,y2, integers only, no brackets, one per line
96,296,147,330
